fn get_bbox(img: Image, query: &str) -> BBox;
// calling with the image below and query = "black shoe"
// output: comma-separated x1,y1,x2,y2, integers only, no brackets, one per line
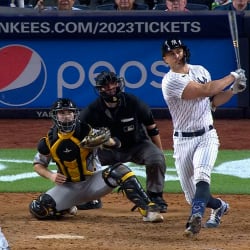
149,196,168,213
77,199,102,210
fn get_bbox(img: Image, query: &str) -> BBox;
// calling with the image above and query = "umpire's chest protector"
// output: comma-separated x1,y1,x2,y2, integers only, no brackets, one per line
104,99,147,147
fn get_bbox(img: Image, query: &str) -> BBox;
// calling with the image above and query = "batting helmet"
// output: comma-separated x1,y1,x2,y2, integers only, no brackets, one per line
95,71,125,103
161,38,191,63
50,98,79,133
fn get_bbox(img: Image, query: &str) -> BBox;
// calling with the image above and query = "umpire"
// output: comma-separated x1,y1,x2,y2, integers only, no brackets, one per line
79,71,168,213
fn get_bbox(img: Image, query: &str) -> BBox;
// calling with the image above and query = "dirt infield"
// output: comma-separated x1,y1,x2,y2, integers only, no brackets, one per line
1,119,250,250
1,118,250,149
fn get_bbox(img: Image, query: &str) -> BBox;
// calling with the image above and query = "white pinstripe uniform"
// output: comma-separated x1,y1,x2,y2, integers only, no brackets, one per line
162,64,219,205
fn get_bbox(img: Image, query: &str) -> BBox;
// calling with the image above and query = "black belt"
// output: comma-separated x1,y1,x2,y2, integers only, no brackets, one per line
174,125,214,137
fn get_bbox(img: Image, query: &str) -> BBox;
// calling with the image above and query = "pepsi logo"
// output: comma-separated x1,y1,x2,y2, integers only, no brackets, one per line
0,45,47,107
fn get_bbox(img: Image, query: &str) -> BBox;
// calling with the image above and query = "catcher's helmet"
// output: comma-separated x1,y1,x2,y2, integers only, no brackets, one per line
50,98,79,133
161,38,190,63
95,71,125,103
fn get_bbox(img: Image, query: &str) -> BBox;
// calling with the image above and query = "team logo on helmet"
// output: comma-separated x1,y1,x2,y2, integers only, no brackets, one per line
0,45,47,107
164,39,183,52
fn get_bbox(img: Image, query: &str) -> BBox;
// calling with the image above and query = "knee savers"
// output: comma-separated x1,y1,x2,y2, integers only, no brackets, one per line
29,193,57,219
102,162,135,188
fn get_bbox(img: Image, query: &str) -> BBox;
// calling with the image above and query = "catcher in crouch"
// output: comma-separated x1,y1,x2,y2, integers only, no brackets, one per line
29,98,163,223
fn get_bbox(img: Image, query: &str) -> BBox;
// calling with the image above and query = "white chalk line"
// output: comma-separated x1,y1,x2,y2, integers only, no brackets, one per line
1,158,250,182
36,234,85,239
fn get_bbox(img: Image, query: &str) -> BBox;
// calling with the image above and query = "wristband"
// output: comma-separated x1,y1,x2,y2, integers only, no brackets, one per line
230,72,239,80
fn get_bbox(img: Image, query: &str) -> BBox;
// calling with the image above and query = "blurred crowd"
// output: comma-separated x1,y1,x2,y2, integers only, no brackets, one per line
0,0,250,12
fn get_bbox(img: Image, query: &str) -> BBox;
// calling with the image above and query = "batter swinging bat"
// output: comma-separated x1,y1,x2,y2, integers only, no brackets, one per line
228,11,241,69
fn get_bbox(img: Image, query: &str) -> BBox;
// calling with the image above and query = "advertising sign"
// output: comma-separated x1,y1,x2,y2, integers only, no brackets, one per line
0,38,237,109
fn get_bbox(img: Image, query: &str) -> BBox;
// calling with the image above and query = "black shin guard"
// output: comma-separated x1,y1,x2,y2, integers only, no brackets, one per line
102,163,151,212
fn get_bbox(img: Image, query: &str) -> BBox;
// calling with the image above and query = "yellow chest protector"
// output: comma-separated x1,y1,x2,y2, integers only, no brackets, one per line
46,131,96,182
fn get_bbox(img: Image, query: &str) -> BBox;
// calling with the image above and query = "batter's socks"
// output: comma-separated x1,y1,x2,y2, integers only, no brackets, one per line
191,181,211,216
206,196,222,209
191,199,206,216
194,181,210,205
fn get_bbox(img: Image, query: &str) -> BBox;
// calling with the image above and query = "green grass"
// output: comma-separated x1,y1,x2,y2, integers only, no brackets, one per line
210,174,250,194
0,149,250,194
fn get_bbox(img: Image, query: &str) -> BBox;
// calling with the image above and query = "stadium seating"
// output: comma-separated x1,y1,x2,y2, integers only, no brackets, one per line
96,3,149,10
74,4,90,9
153,2,209,10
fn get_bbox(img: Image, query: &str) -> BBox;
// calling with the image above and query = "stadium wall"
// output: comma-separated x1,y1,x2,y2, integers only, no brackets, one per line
0,8,249,119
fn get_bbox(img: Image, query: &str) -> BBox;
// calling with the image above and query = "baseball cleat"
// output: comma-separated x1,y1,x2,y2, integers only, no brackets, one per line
184,213,202,237
147,192,168,213
68,206,78,216
149,196,168,213
204,199,229,228
77,199,102,210
143,211,164,223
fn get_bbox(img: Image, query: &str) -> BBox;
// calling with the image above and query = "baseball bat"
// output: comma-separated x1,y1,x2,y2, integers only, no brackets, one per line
228,11,241,69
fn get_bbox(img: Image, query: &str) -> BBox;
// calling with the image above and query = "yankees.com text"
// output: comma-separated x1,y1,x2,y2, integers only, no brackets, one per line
0,21,201,35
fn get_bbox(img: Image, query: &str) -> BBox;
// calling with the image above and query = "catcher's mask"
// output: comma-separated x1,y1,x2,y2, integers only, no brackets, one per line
50,98,79,133
95,71,125,103
161,38,190,63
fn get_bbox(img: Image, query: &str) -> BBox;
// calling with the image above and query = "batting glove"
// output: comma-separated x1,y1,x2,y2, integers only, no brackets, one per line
230,79,247,94
235,68,245,75
231,68,246,81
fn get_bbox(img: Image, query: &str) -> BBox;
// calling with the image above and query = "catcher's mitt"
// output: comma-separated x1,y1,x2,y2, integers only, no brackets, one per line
79,127,111,149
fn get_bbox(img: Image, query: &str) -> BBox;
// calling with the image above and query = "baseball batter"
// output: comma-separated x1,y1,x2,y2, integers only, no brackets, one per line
29,98,163,223
161,38,247,236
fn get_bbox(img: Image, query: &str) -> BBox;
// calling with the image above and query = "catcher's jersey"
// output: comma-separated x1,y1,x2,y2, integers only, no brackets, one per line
79,93,155,149
162,64,213,132
33,123,96,182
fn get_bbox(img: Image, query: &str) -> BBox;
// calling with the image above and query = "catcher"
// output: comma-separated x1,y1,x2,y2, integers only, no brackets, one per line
29,98,163,223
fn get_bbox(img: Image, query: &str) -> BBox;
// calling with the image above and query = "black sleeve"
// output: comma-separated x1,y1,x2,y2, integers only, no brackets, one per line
132,95,155,126
77,122,92,140
79,104,100,127
79,107,90,124
37,137,50,155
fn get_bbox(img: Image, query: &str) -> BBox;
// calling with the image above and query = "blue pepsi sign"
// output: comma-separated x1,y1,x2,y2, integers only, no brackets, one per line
0,38,237,109
0,44,47,107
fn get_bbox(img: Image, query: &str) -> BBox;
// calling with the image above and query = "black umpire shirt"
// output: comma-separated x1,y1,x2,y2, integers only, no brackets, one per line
79,93,155,149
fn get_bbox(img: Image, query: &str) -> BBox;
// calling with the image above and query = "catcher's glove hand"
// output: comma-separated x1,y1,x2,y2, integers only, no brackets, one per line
79,127,111,149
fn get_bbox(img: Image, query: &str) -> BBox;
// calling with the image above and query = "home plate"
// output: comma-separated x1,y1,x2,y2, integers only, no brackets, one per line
36,234,85,239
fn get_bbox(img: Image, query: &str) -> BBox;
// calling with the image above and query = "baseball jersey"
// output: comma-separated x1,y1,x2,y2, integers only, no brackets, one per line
79,93,155,149
162,64,214,132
